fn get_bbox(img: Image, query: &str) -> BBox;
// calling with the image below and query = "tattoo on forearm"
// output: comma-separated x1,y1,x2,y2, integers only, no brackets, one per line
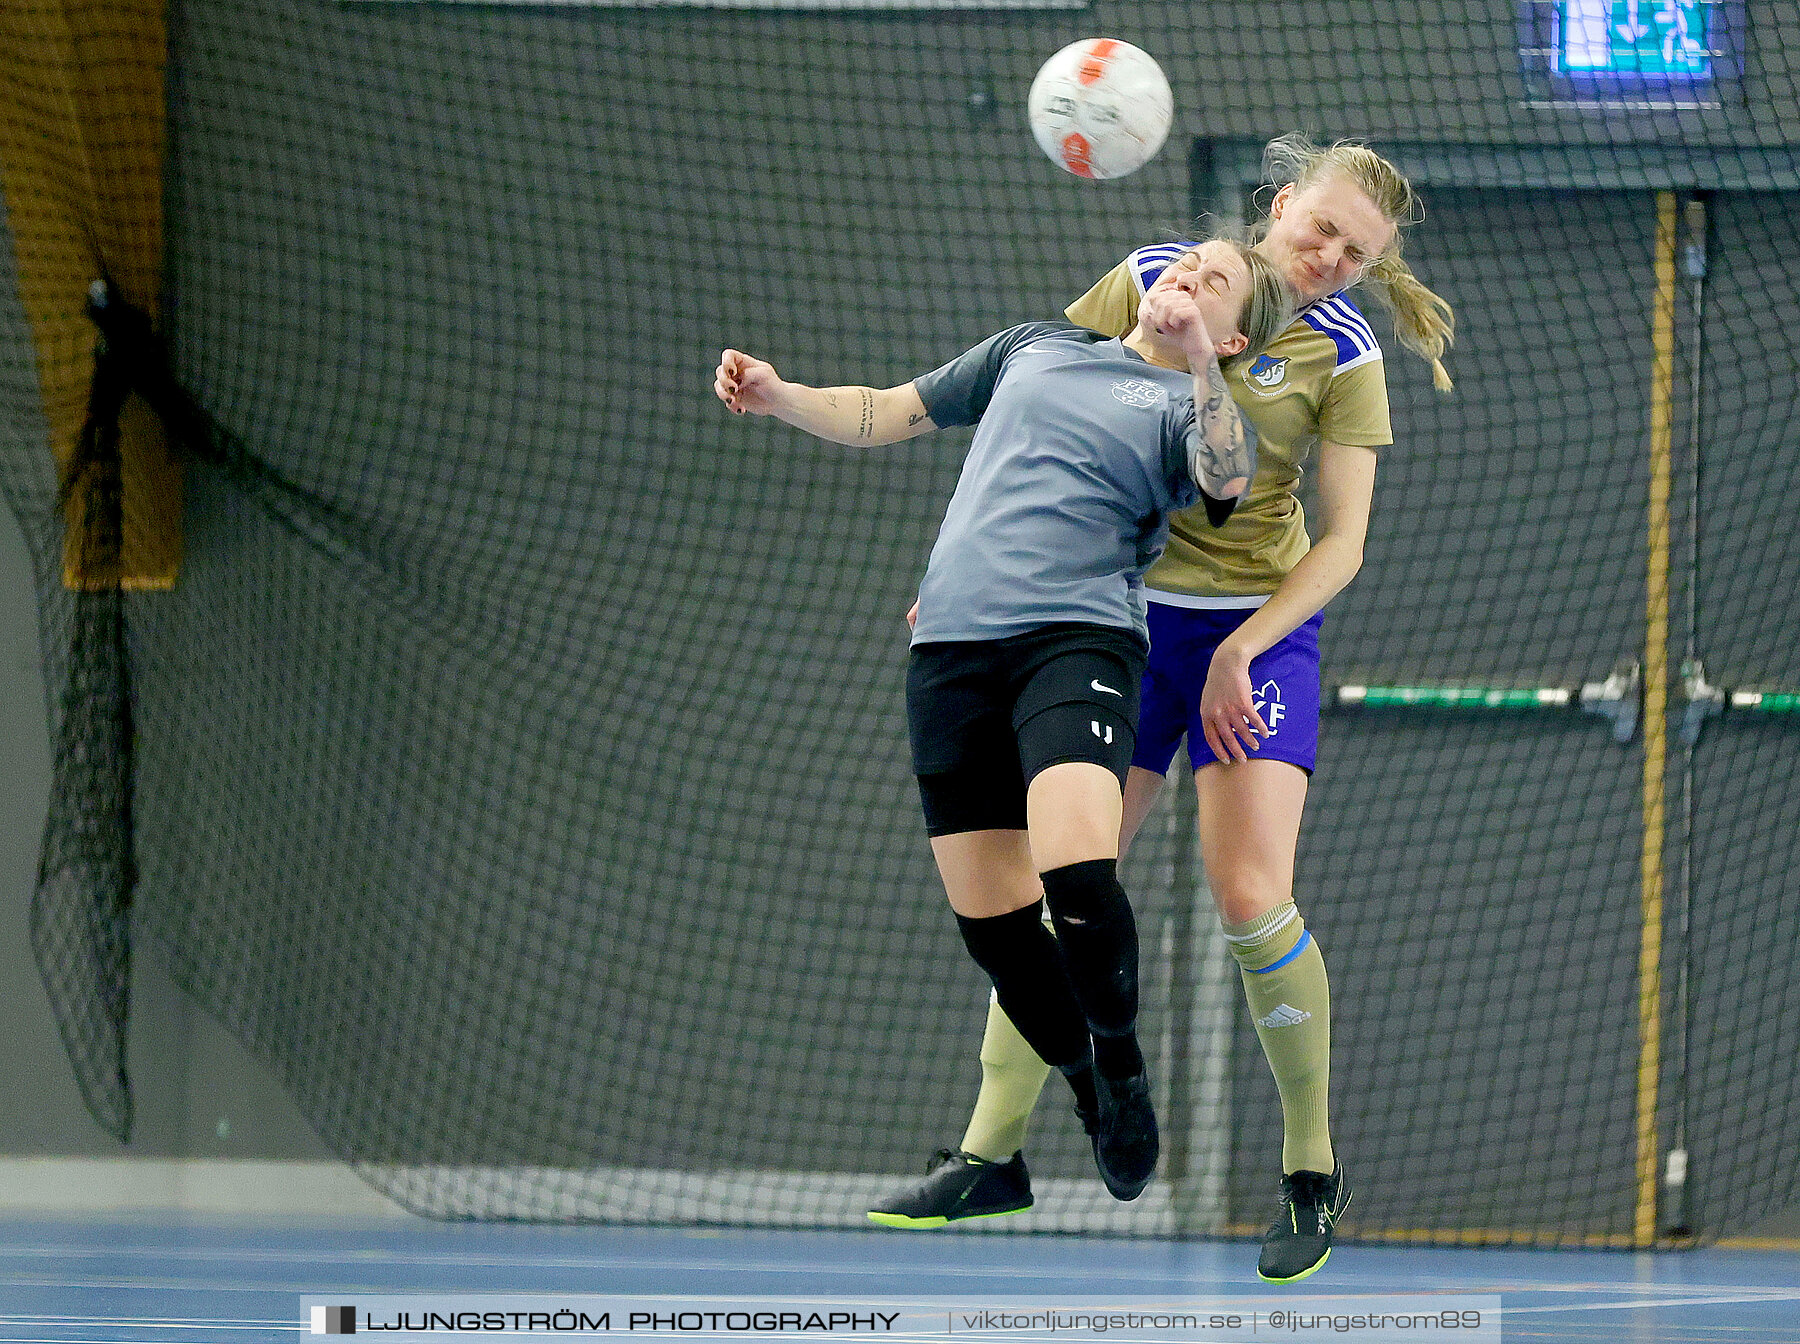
859,388,875,441
1191,359,1253,495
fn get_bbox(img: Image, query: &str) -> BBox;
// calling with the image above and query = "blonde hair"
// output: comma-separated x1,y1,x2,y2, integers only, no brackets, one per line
1220,240,1295,371
1262,133,1456,392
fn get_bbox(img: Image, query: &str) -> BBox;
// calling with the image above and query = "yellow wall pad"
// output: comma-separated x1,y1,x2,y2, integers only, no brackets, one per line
1635,191,1676,1248
0,0,176,589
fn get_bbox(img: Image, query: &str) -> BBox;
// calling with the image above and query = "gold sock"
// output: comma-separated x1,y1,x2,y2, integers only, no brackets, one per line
1225,902,1334,1175
959,996,1053,1161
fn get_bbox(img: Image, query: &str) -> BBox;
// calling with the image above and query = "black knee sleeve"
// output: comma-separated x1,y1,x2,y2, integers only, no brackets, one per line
955,901,1091,1070
1040,859,1140,1042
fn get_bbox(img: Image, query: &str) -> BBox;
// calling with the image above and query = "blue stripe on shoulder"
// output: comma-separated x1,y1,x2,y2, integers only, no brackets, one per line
1301,293,1380,370
1338,294,1380,336
1320,294,1379,347
1300,313,1362,368
1130,241,1197,294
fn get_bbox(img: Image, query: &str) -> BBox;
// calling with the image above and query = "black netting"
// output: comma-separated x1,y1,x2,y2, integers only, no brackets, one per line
3,0,1796,1243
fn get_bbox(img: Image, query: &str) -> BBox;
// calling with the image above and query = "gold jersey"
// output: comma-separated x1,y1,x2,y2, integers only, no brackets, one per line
1066,245,1393,599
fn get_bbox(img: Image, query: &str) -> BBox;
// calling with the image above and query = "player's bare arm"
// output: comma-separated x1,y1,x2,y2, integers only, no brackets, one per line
1213,439,1375,679
715,349,936,446
1192,357,1255,503
1140,286,1256,510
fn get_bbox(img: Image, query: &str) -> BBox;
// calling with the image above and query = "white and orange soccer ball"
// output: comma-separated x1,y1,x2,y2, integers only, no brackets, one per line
1027,39,1174,180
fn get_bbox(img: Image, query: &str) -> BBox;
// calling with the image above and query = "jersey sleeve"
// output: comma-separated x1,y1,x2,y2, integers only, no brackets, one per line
912,322,1068,428
1316,359,1395,447
1064,260,1139,337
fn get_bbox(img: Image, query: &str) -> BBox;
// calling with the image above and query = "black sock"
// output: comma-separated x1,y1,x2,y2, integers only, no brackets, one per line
1041,858,1143,1080
955,902,1092,1071
1092,1033,1145,1080
1062,1060,1099,1117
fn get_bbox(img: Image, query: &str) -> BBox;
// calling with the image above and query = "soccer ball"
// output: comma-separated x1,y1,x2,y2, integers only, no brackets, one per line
1027,39,1174,180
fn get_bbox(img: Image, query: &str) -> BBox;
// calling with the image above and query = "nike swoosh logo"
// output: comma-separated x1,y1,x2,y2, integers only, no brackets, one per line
1091,679,1122,696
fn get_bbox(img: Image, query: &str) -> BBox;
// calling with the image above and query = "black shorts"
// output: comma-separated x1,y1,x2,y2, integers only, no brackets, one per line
906,623,1147,837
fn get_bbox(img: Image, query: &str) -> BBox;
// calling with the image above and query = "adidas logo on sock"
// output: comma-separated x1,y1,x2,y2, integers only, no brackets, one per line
1258,1004,1312,1029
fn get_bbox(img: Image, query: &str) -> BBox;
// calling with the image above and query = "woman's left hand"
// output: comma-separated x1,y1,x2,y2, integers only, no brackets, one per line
1198,642,1268,764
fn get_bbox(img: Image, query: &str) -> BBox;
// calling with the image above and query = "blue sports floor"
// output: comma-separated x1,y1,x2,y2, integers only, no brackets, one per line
2,1216,1796,1343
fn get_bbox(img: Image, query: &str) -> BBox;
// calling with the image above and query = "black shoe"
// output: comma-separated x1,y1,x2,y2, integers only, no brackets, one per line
866,1148,1033,1228
1078,1071,1158,1201
1258,1164,1351,1283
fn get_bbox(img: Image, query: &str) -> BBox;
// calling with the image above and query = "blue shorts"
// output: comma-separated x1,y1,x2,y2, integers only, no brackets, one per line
1133,600,1323,775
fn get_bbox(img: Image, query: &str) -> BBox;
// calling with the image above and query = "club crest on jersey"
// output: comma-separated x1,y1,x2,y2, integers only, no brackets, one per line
1244,355,1289,395
1110,378,1167,409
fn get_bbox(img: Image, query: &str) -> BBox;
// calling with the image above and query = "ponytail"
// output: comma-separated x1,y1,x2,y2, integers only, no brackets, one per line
1365,253,1455,392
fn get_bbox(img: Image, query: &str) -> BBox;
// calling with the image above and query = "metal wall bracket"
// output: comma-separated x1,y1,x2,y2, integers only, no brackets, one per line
1580,662,1642,744
1679,659,1726,747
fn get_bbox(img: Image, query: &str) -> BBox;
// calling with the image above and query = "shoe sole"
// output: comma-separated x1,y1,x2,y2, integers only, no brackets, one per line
866,1201,1032,1230
1098,1171,1152,1202
1258,1245,1330,1284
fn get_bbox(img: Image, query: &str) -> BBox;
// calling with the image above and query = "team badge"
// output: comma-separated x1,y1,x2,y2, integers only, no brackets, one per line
1110,378,1166,409
1245,355,1289,394
1254,679,1285,736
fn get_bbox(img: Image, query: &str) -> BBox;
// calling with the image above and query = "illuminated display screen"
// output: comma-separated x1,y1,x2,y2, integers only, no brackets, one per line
1557,1,1713,77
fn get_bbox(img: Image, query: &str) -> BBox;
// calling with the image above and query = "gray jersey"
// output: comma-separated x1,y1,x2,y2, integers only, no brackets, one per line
910,322,1203,646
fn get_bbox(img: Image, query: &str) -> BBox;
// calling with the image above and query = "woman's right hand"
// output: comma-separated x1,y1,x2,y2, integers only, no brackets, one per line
1141,286,1216,365
1198,641,1268,764
715,349,784,417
